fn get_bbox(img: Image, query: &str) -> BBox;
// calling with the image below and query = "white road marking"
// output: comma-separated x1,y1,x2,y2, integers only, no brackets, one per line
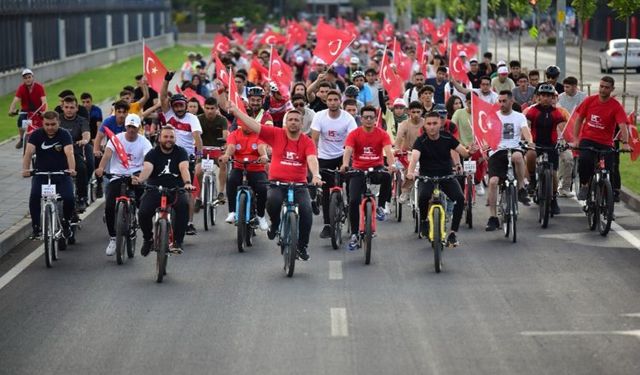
521,330,640,340
329,260,342,280
331,308,348,337
621,313,640,318
0,200,104,291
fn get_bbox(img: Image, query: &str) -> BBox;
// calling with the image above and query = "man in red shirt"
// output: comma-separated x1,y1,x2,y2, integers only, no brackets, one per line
341,105,397,251
9,69,47,149
571,76,630,200
231,105,322,261
265,82,293,128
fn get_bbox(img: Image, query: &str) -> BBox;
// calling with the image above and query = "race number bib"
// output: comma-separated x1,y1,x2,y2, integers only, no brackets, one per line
463,160,477,174
41,184,56,197
201,159,215,172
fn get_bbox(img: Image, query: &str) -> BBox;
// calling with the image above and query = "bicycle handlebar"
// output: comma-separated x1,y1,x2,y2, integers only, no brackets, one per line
29,170,69,177
570,146,629,154
415,174,458,183
143,184,187,194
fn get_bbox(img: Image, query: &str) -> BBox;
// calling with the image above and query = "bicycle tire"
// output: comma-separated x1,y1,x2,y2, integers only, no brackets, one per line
156,219,169,283
465,176,473,229
329,191,341,250
237,192,248,252
501,188,511,238
395,173,402,222
284,211,297,277
598,179,614,236
587,178,598,231
432,207,443,273
540,169,552,228
510,185,518,243
115,201,128,265
211,178,217,226
202,176,210,231
364,201,373,265
44,204,54,268
127,205,136,258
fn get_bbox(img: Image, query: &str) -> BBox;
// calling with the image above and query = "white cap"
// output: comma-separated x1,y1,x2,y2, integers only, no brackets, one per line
350,56,360,65
497,60,506,67
21,68,33,76
469,57,478,63
124,114,141,128
314,57,326,65
392,98,406,107
498,66,509,74
458,51,467,57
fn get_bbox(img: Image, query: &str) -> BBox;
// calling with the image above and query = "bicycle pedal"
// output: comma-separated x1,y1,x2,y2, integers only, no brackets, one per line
169,249,183,255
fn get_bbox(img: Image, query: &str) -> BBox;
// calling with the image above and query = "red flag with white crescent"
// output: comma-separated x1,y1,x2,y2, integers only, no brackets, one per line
471,93,503,150
379,47,404,102
268,47,293,97
451,42,479,60
212,34,231,55
392,38,413,82
560,108,580,143
143,44,168,93
227,68,248,128
313,19,356,67
627,112,639,161
245,29,257,50
103,126,129,169
449,54,470,84
182,87,205,107
214,54,229,87
259,30,286,46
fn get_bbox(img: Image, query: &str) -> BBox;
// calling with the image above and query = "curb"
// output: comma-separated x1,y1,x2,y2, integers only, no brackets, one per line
620,186,640,212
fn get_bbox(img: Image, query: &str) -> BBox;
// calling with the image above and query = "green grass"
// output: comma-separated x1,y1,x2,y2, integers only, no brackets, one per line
0,44,210,142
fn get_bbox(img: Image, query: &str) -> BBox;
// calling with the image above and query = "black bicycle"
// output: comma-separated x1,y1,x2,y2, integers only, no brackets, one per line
234,158,262,252
498,148,519,243
105,173,138,265
321,168,348,250
527,145,560,229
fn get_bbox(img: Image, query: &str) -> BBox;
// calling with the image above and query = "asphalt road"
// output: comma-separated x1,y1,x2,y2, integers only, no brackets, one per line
0,191,639,374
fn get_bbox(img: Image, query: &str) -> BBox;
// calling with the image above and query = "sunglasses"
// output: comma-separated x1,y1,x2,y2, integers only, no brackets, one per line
362,115,376,120
293,102,305,107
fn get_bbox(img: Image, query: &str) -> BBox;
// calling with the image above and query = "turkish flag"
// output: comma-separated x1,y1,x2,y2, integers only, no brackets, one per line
212,34,231,55
313,20,356,67
629,125,640,161
449,54,469,84
286,21,307,49
268,47,293,96
392,39,413,82
259,30,286,46
431,21,452,55
421,19,436,36
383,19,395,38
344,20,359,39
231,31,244,46
143,44,168,93
103,126,129,169
250,57,269,84
451,42,479,60
560,108,580,143
379,47,404,102
245,29,257,50
183,87,205,107
214,54,230,87
471,93,503,150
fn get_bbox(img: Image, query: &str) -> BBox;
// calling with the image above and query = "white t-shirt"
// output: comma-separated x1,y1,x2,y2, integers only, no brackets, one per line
310,109,358,160
164,109,202,156
473,89,499,104
106,132,153,175
493,110,528,155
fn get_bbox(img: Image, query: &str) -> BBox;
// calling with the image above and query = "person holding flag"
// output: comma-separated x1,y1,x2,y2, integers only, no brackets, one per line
95,114,152,256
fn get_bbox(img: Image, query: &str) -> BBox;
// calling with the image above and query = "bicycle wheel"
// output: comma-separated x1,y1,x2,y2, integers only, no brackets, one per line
510,185,518,243
363,201,373,265
43,205,54,268
284,211,298,277
432,207,443,273
540,169,552,228
210,178,217,226
597,179,614,236
115,201,128,265
501,188,511,238
394,173,402,222
127,205,136,258
329,191,342,250
237,191,248,252
155,219,169,283
202,176,210,231
465,176,473,229
587,179,598,231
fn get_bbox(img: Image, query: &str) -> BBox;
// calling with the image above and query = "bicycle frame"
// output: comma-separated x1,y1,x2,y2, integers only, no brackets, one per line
235,159,260,223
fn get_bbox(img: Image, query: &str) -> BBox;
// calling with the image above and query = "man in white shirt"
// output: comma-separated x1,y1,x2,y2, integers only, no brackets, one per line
403,71,425,105
310,90,358,238
485,90,533,231
452,76,499,104
95,114,152,256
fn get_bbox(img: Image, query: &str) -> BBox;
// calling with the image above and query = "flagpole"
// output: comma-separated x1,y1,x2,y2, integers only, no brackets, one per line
268,45,273,81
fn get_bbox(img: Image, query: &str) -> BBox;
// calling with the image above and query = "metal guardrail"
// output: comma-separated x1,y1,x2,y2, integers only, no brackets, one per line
0,0,170,14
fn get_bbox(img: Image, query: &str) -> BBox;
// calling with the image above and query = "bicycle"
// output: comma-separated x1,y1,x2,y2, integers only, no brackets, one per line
392,150,409,222
321,168,348,250
346,168,389,265
144,184,186,283
234,158,263,252
497,148,520,243
200,146,225,231
527,144,559,229
105,173,138,265
31,170,69,268
462,160,477,229
409,178,420,237
415,174,457,273
269,181,316,277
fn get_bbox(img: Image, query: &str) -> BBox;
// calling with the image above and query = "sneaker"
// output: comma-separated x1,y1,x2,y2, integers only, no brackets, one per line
186,223,197,235
311,199,320,215
446,232,459,248
96,184,104,199
15,139,23,149
257,216,269,231
376,207,386,221
62,220,72,239
76,198,87,213
577,185,589,201
297,245,310,261
398,192,409,204
29,227,41,241
613,190,621,203
170,242,184,254
551,199,560,215
140,240,153,257
319,224,332,238
267,225,278,240
106,237,116,256
347,234,359,251
485,216,500,232
419,220,429,238
225,212,236,224
383,206,391,216
557,188,575,198
216,192,226,204
518,188,531,206
475,183,485,196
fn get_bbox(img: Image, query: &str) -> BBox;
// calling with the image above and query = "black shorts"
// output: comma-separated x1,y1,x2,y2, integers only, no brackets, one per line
488,149,524,181
535,147,559,171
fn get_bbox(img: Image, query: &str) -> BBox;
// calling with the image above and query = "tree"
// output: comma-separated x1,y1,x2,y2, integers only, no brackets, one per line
510,0,532,62
489,0,501,58
532,0,552,68
572,0,597,89
608,0,640,96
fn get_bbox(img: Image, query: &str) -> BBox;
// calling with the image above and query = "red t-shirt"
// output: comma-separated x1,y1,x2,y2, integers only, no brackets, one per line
576,95,627,146
345,126,392,170
227,129,266,172
15,82,46,112
259,126,317,183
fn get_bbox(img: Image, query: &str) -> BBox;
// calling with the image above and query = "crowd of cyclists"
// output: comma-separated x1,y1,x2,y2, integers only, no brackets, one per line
12,16,635,268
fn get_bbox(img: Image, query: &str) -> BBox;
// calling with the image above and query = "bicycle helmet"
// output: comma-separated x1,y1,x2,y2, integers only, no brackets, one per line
169,94,188,105
434,104,448,119
351,70,365,80
344,85,360,97
247,86,265,97
545,65,560,78
537,83,556,95
269,81,279,93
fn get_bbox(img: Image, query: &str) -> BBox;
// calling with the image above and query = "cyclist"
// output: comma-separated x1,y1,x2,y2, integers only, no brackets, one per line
341,105,397,251
9,69,47,149
22,111,76,239
406,111,477,245
265,82,293,128
230,105,322,261
544,65,564,95
219,123,269,230
196,96,228,204
394,101,425,203
310,89,358,239
571,76,630,200
160,71,203,236
485,90,533,231
524,83,566,215
133,126,194,256
94,114,152,256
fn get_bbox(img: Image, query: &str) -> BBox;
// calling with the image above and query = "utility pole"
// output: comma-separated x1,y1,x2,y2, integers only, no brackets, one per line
481,0,488,54
556,0,566,79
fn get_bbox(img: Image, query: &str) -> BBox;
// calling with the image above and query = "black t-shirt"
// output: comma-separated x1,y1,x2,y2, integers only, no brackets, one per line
467,71,483,88
59,115,90,142
144,145,189,188
134,86,159,111
309,97,328,112
198,113,228,147
29,127,73,171
412,132,460,177
55,105,89,120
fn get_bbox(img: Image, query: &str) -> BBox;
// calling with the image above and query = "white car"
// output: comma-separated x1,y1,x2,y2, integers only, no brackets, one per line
599,38,640,73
